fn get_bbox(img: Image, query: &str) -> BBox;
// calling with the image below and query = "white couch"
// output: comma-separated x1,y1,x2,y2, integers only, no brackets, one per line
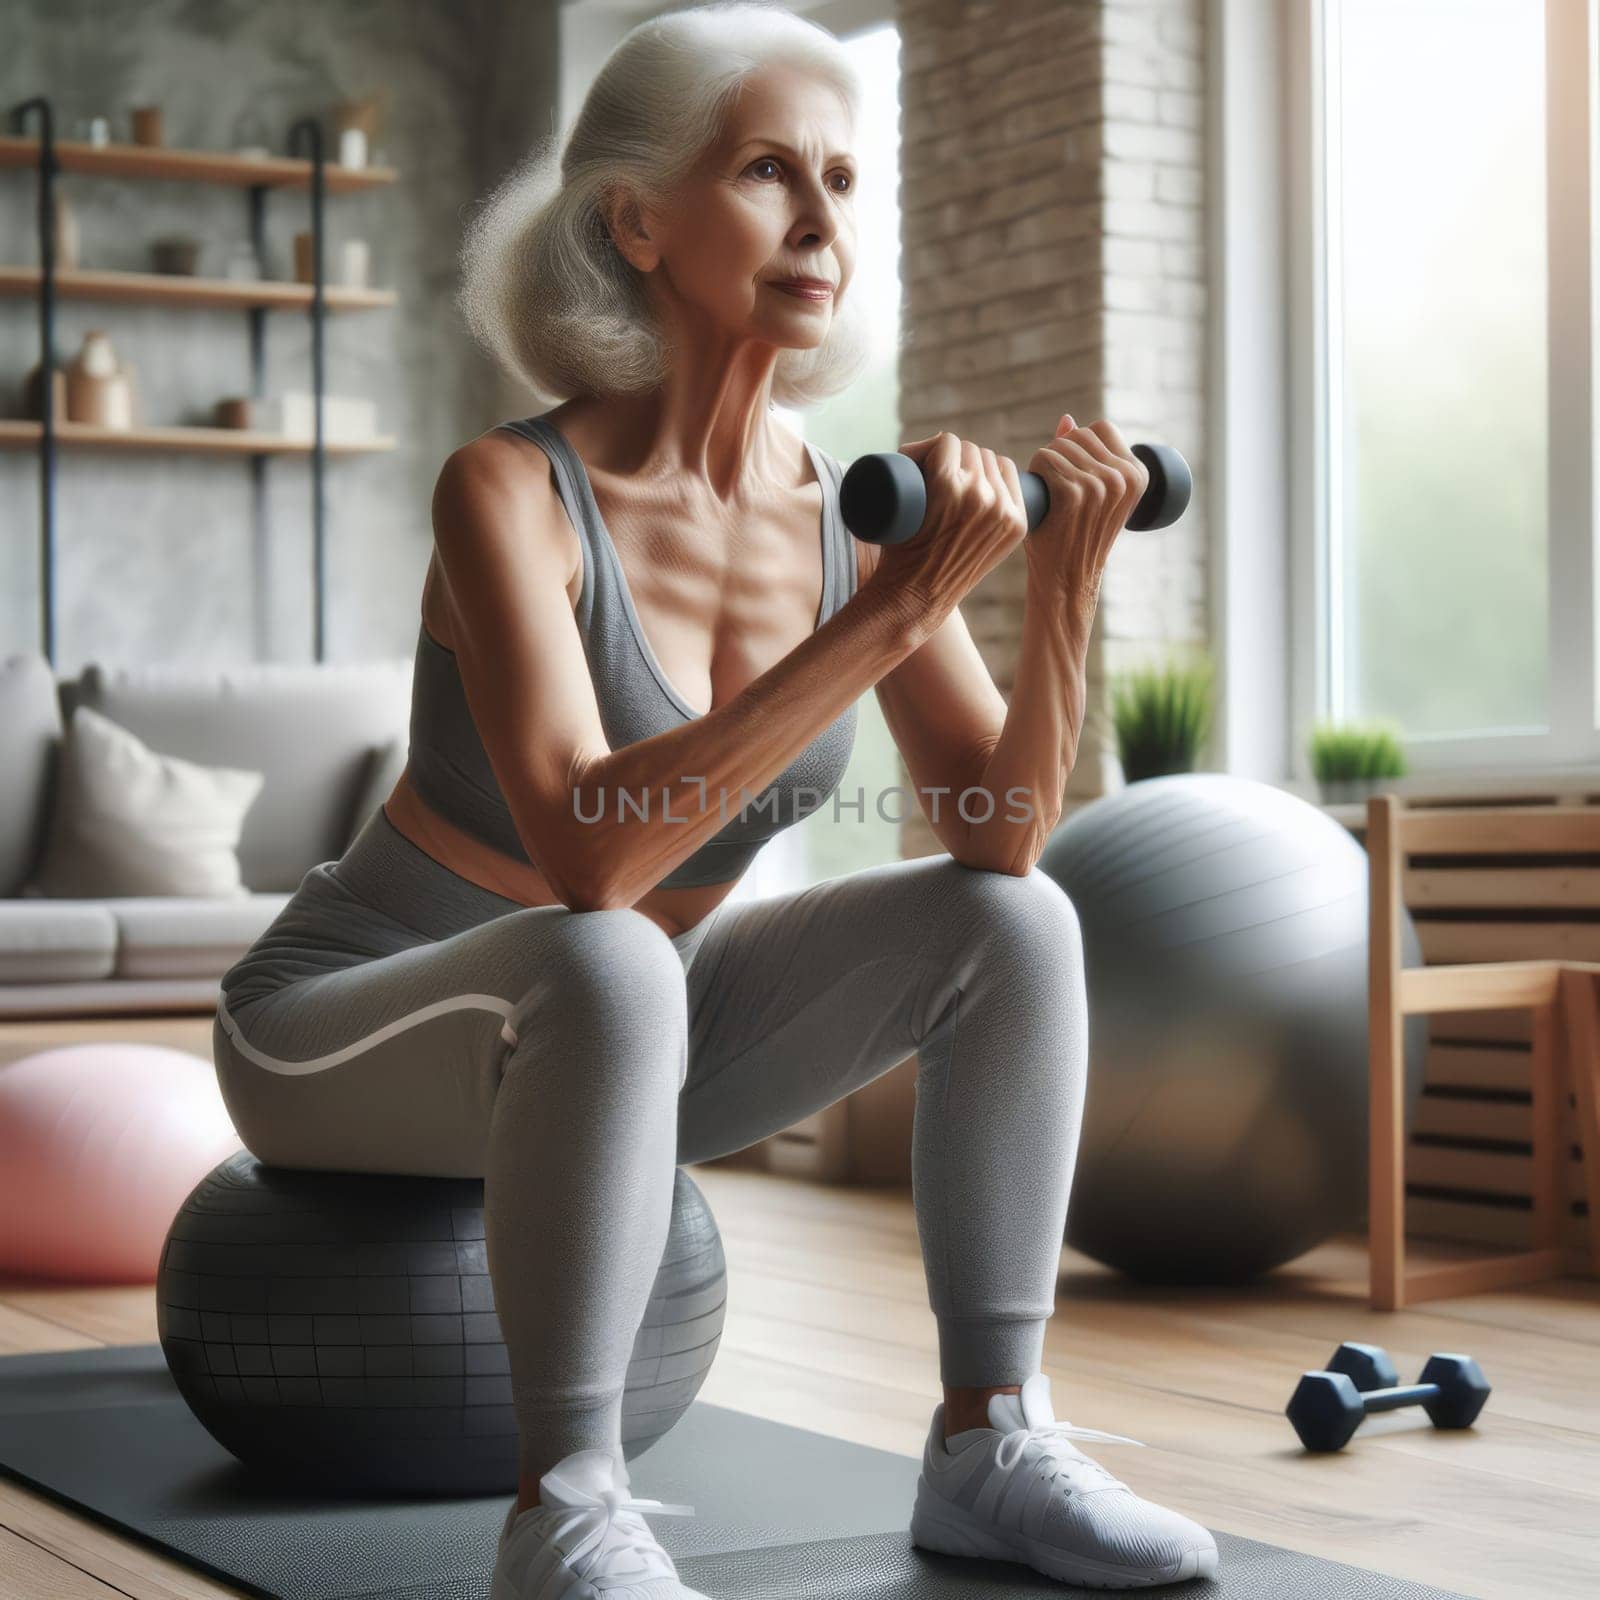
0,651,411,1020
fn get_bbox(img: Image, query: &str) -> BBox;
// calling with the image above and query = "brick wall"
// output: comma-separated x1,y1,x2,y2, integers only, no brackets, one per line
843,0,1209,1181
894,0,1209,855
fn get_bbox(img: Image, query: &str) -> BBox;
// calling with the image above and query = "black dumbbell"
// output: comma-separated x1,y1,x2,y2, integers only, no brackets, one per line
1286,1349,1491,1452
839,441,1192,546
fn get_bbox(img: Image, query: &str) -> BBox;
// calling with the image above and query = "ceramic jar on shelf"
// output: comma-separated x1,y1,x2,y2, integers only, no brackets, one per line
65,330,136,429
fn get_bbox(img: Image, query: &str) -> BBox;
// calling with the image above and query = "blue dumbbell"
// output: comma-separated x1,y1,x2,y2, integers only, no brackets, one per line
1287,1344,1490,1452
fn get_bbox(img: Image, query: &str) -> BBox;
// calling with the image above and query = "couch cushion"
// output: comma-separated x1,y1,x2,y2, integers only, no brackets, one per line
62,656,411,892
0,901,118,983
23,706,264,900
109,893,292,980
0,977,225,1019
0,653,64,898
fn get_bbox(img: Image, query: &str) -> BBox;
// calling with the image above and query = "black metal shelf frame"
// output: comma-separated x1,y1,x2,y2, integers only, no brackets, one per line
6,97,344,663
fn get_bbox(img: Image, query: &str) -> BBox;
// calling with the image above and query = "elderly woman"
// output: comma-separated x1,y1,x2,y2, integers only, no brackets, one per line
212,4,1216,1596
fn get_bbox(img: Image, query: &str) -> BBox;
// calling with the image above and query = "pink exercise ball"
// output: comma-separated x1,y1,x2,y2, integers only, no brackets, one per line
0,1043,242,1283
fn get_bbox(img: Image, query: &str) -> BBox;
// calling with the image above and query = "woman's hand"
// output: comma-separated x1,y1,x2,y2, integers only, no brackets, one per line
861,431,1030,630
1025,413,1151,620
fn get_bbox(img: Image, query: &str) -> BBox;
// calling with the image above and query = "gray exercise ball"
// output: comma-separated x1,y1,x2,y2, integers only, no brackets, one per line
157,1149,725,1495
1037,773,1427,1283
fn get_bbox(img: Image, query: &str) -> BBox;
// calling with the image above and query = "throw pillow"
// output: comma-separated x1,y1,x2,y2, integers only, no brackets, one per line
23,704,264,898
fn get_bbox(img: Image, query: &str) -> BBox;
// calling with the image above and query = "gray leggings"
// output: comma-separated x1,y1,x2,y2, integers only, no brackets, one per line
213,807,1089,1470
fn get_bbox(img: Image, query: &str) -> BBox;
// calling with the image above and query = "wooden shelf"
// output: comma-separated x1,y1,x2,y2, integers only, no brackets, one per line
0,135,397,192
0,420,395,456
4,116,402,662
0,264,396,312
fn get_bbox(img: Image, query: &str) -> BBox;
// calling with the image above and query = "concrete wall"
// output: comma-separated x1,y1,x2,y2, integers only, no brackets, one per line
0,0,559,672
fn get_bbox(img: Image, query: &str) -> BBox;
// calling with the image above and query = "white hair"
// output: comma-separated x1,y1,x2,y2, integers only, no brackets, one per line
456,0,873,408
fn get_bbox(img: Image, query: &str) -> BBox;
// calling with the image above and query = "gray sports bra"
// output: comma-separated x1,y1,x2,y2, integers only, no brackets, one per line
405,411,859,891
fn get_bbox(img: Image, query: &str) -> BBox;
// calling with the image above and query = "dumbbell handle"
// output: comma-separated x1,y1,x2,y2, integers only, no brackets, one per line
1358,1382,1441,1416
839,441,1192,547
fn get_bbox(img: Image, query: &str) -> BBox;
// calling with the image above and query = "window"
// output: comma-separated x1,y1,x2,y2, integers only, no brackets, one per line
1299,0,1598,773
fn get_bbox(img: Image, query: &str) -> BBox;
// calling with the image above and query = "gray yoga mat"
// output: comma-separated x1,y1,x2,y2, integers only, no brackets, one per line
0,1343,1470,1599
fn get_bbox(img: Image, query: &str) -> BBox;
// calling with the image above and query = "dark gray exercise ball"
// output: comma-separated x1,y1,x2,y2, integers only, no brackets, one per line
1037,773,1427,1283
157,1149,726,1496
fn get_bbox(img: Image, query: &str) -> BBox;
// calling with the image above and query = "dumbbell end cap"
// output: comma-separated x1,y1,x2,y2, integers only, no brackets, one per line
1126,442,1191,532
1419,1353,1491,1430
1286,1371,1363,1452
840,452,928,546
1327,1341,1400,1392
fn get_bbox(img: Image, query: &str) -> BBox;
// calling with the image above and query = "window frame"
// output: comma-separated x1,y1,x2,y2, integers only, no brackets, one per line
1282,0,1599,779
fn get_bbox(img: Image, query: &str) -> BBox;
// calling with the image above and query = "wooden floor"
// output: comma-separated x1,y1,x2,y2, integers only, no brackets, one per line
1,1164,1596,1600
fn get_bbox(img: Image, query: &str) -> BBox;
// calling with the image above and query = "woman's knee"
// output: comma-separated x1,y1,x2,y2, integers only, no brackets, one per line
561,906,679,965
506,907,689,1087
539,907,684,1009
933,860,1084,968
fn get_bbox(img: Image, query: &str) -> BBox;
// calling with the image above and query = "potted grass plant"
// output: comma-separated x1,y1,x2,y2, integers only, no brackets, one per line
1110,650,1215,783
1308,720,1408,805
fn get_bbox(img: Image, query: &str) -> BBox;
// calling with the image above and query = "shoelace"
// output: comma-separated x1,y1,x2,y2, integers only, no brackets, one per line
993,1419,1147,1491
529,1467,697,1584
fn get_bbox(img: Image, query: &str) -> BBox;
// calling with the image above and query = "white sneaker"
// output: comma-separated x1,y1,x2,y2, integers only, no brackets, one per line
490,1445,713,1599
909,1373,1220,1589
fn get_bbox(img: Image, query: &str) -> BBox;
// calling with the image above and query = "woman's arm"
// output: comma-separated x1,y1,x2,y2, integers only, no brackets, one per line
433,436,929,912
574,589,924,908
950,567,1093,873
957,417,1149,873
859,544,1090,876
856,417,1147,876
